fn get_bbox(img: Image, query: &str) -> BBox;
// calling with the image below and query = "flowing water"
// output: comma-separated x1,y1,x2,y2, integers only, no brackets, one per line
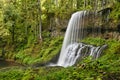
48,10,107,67
49,0,110,67
57,11,87,66
57,43,107,67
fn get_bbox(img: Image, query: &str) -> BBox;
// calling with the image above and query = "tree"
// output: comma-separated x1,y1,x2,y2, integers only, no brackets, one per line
38,0,42,40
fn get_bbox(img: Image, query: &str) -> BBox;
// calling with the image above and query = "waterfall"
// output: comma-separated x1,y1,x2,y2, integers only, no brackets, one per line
57,43,107,67
57,11,87,66
48,0,111,67
48,11,107,67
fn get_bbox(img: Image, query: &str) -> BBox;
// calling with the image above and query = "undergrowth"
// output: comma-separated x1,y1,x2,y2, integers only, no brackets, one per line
0,38,120,80
4,36,63,65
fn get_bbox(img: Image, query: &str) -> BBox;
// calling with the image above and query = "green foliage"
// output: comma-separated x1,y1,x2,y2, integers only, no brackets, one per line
0,0,120,80
0,38,120,80
14,36,63,65
0,68,24,80
82,37,106,46
110,1,120,20
82,37,120,55
35,38,120,80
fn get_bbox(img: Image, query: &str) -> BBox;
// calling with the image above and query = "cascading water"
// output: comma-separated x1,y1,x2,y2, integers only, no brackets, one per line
48,0,111,67
56,11,106,67
48,0,111,68
57,43,107,67
48,11,107,67
57,11,87,67
57,11,86,66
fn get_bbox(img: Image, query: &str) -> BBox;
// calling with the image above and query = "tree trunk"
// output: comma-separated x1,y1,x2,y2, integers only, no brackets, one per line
38,0,42,40
55,0,58,7
12,24,15,45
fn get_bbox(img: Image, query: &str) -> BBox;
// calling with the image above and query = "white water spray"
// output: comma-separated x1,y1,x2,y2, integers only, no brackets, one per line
49,11,107,67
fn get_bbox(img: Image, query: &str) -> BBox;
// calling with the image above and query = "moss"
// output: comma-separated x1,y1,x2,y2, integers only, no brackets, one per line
82,37,106,46
82,37,120,55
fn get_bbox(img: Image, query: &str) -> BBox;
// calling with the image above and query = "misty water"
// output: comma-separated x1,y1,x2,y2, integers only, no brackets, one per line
48,11,107,67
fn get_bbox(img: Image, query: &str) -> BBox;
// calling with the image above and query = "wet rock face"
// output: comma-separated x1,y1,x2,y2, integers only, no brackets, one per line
103,32,120,41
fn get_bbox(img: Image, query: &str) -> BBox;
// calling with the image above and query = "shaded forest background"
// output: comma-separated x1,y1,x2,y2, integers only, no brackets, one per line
0,0,120,47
